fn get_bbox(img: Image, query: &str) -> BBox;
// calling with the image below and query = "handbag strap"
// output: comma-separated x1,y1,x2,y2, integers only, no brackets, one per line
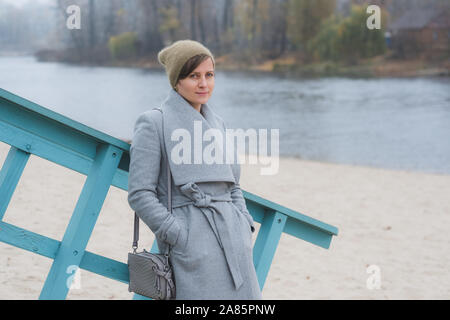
133,107,173,256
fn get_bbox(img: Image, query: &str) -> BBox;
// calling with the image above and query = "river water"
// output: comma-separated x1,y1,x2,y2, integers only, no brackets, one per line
1,56,449,174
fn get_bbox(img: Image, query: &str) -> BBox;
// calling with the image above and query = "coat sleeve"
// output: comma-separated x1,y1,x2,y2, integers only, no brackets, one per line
127,111,182,246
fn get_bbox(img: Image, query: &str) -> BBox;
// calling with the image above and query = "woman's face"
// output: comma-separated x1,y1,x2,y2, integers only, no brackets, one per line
175,57,215,112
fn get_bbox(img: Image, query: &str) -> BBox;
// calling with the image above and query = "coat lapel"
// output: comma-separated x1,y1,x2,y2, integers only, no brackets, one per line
161,89,237,186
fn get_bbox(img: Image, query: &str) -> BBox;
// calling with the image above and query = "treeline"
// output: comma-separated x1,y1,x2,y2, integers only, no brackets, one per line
0,0,446,66
47,0,388,65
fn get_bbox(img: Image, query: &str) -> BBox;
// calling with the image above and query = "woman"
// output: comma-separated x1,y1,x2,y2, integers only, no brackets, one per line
127,40,262,300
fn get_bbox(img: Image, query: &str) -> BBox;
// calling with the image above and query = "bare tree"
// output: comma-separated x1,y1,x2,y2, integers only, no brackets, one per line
222,0,234,31
197,0,206,43
137,0,164,54
88,0,96,50
190,0,197,40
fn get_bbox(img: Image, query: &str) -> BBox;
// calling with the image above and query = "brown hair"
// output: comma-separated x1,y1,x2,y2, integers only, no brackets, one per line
175,54,215,85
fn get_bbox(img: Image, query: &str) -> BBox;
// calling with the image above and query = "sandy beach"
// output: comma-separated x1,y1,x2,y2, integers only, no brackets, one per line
0,141,449,299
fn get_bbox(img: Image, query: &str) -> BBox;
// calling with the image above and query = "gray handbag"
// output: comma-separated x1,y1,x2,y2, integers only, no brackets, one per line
128,107,176,300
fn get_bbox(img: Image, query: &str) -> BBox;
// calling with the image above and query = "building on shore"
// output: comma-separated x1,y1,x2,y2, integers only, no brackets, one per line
388,7,450,60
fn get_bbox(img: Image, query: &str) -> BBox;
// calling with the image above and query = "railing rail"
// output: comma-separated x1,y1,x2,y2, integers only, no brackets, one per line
0,88,338,300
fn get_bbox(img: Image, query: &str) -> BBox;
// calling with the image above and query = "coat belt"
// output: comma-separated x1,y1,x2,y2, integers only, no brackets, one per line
163,182,244,290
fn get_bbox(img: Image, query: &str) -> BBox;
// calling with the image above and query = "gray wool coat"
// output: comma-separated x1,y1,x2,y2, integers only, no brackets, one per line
127,88,262,300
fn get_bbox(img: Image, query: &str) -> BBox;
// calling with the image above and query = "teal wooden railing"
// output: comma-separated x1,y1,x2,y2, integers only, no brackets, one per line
0,88,338,300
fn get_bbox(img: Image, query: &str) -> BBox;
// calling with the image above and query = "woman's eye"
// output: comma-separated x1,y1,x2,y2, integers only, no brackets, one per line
207,73,214,77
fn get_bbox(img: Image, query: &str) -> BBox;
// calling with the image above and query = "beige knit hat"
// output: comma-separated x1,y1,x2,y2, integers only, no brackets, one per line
157,40,215,89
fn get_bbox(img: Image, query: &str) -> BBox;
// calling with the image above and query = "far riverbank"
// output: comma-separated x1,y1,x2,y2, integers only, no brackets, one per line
32,49,450,79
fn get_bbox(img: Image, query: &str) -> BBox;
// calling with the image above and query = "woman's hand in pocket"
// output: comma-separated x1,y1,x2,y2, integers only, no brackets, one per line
172,217,189,253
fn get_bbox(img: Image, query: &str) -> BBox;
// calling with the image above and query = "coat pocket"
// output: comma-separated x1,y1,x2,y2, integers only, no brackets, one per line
171,215,189,254
243,212,256,233
231,202,254,233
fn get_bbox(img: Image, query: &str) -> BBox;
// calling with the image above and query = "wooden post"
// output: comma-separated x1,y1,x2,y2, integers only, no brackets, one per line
39,144,122,300
252,210,287,290
0,146,30,221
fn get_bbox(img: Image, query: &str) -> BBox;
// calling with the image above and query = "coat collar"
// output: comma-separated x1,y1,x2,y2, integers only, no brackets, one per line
160,89,237,186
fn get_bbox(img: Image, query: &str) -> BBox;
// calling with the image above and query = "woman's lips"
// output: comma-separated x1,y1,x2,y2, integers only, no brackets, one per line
196,92,208,95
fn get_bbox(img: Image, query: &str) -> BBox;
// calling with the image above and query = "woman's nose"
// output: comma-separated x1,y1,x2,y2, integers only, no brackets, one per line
198,76,207,87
